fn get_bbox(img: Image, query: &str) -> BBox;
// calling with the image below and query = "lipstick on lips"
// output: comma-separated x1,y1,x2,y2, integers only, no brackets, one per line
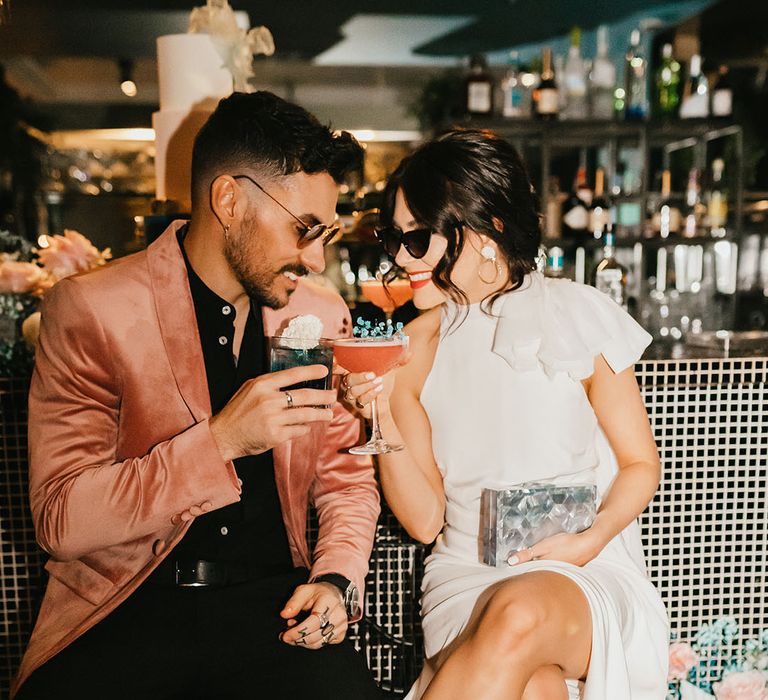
408,271,432,290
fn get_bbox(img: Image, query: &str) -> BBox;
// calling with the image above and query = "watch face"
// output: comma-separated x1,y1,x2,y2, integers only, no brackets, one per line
346,584,360,617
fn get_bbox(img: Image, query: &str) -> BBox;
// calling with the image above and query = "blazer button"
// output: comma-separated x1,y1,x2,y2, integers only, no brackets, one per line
152,539,167,556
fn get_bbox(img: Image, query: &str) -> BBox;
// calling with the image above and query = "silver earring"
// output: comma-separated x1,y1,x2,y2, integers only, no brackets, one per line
478,245,500,284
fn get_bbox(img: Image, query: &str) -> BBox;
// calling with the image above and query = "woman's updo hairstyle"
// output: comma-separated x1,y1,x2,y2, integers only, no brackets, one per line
380,128,541,309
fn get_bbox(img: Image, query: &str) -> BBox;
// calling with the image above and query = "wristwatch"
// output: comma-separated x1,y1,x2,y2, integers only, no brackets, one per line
313,573,360,619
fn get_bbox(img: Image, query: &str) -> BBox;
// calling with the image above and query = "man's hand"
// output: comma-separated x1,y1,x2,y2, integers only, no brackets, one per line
209,365,336,462
279,582,348,649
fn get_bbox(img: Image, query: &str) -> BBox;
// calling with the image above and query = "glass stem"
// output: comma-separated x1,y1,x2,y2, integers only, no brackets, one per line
370,397,384,443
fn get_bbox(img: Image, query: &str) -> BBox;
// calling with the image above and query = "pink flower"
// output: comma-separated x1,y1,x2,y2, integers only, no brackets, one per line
36,229,110,282
0,260,47,294
714,670,768,700
668,642,699,681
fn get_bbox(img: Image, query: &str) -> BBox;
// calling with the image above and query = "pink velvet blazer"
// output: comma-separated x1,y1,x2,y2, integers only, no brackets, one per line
13,222,379,696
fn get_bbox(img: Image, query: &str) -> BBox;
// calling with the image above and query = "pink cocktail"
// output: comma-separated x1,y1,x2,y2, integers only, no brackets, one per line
360,279,413,318
334,335,409,455
334,339,405,375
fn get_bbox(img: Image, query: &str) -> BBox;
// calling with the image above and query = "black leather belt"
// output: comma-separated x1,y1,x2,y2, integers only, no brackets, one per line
152,559,251,588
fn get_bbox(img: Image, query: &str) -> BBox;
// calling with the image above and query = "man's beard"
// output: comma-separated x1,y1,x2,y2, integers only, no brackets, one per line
223,216,308,309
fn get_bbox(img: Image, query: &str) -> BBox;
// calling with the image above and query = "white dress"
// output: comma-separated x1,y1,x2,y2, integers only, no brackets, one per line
405,272,669,700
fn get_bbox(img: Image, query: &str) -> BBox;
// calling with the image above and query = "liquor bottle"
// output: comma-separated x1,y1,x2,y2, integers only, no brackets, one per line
679,54,709,119
590,25,616,120
711,65,733,117
544,176,564,238
544,246,567,279
593,226,628,308
654,43,681,118
682,167,703,237
650,169,681,238
624,29,648,121
706,158,728,233
613,164,643,239
562,156,591,237
589,167,611,237
466,54,493,116
535,48,559,120
562,27,588,120
501,51,525,118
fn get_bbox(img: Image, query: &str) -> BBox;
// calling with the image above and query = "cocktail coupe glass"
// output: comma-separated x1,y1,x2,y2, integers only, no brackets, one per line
359,270,414,323
333,333,409,455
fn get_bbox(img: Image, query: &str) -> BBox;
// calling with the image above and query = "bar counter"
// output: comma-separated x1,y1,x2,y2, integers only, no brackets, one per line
1,343,767,694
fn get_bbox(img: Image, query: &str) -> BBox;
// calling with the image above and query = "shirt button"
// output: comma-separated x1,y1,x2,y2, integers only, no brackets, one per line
220,526,229,536
222,305,232,315
218,336,228,346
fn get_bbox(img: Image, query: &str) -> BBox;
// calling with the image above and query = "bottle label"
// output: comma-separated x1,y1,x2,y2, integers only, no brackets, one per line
538,88,559,114
595,269,625,306
563,204,588,230
468,82,492,113
712,89,732,117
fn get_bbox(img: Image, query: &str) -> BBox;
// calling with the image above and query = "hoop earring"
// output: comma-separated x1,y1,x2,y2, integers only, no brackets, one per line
478,245,501,284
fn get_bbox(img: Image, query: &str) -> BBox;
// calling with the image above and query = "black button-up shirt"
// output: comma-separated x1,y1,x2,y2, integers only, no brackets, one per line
151,229,294,579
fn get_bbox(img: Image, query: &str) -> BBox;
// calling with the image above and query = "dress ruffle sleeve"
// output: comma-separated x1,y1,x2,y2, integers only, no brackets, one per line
492,273,652,380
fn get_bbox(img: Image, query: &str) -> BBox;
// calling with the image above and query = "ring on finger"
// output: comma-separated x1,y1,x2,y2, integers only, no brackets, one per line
528,547,537,561
322,630,335,646
317,610,330,628
341,374,351,391
355,398,365,410
284,391,294,408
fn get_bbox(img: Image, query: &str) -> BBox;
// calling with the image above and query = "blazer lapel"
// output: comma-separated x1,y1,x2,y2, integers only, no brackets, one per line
146,222,211,424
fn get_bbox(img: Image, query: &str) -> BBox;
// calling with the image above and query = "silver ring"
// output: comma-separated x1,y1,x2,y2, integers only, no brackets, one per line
322,630,334,646
317,610,330,628
284,391,294,408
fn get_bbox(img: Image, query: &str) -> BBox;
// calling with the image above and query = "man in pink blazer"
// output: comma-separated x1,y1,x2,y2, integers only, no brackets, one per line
14,92,382,699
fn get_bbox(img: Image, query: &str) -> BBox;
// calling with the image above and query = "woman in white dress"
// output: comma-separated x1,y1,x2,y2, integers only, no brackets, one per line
343,130,668,699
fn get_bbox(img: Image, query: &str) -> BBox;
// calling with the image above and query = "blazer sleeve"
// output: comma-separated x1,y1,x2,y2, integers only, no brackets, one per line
309,298,380,616
28,278,241,562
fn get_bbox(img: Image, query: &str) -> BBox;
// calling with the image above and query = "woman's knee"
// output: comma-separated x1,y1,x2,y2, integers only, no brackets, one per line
474,584,550,654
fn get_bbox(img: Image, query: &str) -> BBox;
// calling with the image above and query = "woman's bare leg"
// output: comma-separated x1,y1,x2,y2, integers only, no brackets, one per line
421,571,591,700
522,666,569,700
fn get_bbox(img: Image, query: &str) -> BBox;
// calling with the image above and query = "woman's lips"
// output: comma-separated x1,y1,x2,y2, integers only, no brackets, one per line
408,271,432,290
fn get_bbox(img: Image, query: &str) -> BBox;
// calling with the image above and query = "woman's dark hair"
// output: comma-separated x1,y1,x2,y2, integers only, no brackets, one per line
191,91,363,206
380,128,541,311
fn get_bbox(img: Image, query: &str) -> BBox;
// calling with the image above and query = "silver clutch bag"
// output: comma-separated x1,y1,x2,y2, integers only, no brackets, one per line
481,483,598,567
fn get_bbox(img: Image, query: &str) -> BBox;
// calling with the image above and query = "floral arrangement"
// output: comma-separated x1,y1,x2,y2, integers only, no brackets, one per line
0,229,111,375
353,318,405,339
667,618,768,700
189,0,275,92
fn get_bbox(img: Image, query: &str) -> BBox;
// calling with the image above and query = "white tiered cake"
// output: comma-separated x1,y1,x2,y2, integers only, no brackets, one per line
152,33,233,211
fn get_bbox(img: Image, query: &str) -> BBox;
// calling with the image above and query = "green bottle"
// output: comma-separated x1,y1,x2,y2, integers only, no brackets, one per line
655,43,681,118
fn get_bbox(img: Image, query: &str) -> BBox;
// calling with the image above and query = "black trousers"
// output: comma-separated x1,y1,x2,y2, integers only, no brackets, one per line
16,568,384,700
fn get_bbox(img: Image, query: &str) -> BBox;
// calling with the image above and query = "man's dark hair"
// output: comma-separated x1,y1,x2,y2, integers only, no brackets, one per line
191,91,362,206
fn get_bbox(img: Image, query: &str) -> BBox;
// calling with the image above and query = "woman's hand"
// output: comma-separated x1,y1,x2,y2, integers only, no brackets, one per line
507,528,606,568
335,351,411,420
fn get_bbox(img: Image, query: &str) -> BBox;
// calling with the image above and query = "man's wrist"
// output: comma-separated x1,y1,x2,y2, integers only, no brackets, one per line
312,573,359,618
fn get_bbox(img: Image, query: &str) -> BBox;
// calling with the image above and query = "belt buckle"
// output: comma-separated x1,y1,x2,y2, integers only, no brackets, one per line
175,560,210,587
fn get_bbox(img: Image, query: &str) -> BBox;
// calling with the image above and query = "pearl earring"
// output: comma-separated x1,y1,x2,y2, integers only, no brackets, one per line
478,245,501,284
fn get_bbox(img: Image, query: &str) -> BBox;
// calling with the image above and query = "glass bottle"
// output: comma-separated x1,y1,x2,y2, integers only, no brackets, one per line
466,54,493,116
590,25,616,120
545,246,567,279
562,26,588,120
711,65,733,117
501,51,525,118
680,54,709,119
593,226,628,308
589,167,611,238
536,48,559,120
562,154,591,238
624,29,648,121
651,169,681,238
654,43,681,118
682,167,703,238
706,158,728,233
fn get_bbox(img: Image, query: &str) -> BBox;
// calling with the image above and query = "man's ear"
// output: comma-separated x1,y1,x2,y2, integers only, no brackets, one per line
210,175,239,228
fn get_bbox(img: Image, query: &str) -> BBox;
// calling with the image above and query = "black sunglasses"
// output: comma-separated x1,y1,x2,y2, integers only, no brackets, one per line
375,225,433,259
232,174,342,247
